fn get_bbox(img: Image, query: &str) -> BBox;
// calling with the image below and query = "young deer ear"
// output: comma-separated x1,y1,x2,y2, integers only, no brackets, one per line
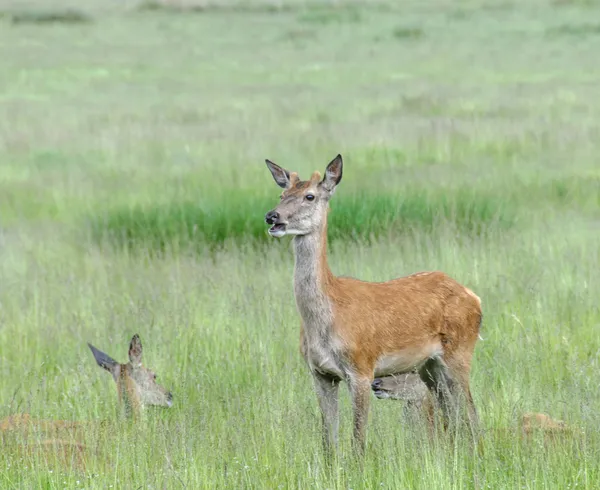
129,334,143,367
265,159,291,189
321,154,343,192
88,343,120,380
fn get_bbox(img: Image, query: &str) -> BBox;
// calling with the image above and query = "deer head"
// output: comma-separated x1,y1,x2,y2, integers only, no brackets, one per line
88,334,173,414
264,154,343,237
371,373,430,405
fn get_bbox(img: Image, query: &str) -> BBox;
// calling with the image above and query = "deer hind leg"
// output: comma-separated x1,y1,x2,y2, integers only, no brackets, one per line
312,371,340,456
445,351,480,439
418,354,477,438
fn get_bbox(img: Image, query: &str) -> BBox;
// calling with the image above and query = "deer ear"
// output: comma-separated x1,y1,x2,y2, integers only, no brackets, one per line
88,343,120,380
265,159,291,189
129,334,143,366
321,154,343,192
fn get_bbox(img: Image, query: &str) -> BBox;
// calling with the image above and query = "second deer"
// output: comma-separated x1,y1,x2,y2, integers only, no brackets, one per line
264,154,482,455
372,373,578,442
1,334,172,471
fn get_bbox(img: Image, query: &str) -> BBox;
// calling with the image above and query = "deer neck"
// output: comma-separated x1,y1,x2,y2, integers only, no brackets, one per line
292,215,335,334
118,372,142,420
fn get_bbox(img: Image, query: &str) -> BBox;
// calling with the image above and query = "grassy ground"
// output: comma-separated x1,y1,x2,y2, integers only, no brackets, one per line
1,0,600,487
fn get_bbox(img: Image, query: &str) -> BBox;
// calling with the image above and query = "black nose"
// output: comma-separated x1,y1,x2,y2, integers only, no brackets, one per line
265,210,279,225
371,379,382,390
167,392,173,401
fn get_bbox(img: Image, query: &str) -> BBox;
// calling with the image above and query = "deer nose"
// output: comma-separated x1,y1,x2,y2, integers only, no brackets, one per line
371,379,382,390
265,210,280,225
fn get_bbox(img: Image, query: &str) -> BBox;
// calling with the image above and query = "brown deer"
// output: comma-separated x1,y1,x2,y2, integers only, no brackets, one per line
372,373,578,442
1,334,172,471
264,154,482,455
87,334,173,415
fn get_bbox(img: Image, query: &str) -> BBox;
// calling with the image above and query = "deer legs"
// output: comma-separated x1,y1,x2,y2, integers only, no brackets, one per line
418,355,479,437
312,371,340,456
348,375,372,456
313,371,373,458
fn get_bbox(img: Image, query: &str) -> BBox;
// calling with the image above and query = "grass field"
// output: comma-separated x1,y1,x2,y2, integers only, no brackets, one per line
1,0,600,487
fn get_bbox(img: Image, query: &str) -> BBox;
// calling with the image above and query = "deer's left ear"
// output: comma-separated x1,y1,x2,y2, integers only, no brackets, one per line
321,154,343,192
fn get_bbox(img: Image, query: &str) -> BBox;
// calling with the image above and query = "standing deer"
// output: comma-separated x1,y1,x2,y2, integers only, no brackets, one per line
264,154,482,455
1,334,172,471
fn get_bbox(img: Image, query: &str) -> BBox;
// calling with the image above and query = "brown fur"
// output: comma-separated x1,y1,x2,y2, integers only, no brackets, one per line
0,413,85,433
265,155,482,454
1,416,90,471
5,436,89,472
1,335,172,472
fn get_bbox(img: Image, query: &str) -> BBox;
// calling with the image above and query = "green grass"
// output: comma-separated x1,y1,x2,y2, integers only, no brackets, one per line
1,0,600,487
392,26,425,40
6,9,91,24
88,186,516,252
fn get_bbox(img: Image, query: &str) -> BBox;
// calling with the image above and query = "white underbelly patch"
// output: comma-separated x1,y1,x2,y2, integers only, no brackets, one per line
374,342,443,377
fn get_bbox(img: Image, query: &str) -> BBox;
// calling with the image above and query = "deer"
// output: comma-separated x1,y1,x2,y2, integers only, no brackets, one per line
87,333,173,415
1,334,172,471
263,154,482,455
372,373,579,443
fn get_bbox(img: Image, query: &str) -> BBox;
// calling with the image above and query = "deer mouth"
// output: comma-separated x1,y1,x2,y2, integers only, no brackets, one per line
371,378,392,400
268,223,287,238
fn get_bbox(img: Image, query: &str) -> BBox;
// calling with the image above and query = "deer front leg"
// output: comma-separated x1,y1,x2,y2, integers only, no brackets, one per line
312,370,340,456
348,375,372,456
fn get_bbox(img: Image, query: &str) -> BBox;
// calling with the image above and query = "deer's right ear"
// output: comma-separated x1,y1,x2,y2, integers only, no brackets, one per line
88,343,120,380
265,159,291,189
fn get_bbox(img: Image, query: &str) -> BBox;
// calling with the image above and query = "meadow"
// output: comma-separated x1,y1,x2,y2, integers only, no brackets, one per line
0,0,599,487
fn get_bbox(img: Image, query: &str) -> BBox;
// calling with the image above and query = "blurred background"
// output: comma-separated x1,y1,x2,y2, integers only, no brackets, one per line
0,0,599,487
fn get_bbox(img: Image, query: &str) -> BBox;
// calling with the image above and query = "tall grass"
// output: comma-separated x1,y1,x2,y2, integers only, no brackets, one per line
1,224,598,488
7,9,91,24
88,186,516,252
1,0,600,487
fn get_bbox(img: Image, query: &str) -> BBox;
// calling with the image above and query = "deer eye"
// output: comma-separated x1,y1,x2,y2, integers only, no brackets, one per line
305,194,315,201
